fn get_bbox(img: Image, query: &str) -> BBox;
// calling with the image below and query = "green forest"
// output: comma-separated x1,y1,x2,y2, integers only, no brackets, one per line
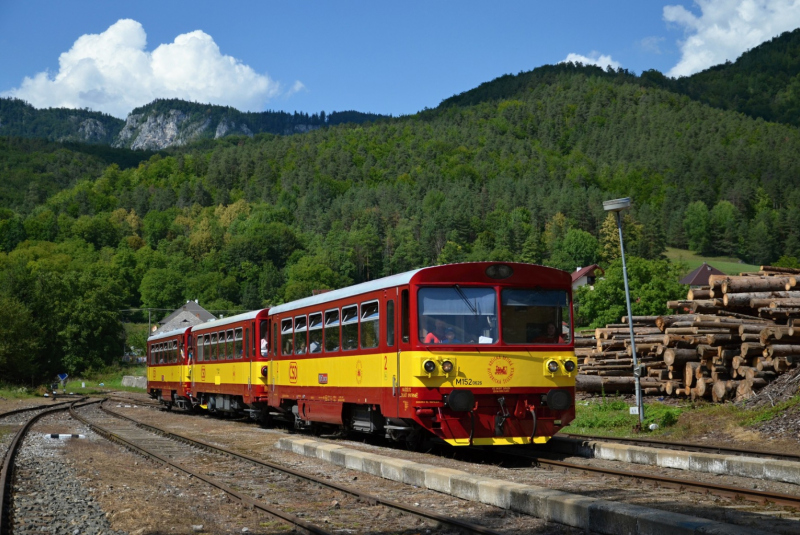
4,29,800,383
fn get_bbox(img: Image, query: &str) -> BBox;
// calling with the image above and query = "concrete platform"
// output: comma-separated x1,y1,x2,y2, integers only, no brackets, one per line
276,437,772,535
548,437,800,486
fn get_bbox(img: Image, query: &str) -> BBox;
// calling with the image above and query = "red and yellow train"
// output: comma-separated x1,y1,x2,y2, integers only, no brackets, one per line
147,262,577,446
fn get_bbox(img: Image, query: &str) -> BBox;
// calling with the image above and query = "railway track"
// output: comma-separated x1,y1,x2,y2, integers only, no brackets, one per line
0,399,99,534
0,398,82,421
558,433,800,463
468,445,800,509
70,401,506,535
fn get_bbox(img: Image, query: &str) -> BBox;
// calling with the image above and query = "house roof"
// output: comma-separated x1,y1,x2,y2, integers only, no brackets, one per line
679,263,725,286
154,301,217,334
571,265,603,283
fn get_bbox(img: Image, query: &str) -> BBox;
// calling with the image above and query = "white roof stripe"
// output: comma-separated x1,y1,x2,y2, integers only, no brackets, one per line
268,268,425,315
148,326,190,342
191,309,264,334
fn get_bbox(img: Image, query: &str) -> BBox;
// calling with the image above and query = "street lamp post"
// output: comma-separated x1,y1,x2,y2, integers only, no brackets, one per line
603,197,644,429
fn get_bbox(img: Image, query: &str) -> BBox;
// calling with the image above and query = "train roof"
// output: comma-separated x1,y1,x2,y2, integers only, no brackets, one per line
268,268,424,316
148,325,191,342
268,262,570,316
191,309,267,334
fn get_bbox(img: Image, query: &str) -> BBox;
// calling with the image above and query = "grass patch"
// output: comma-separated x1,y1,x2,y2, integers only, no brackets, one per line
0,385,39,400
664,247,759,275
56,364,147,395
567,393,800,441
567,396,685,437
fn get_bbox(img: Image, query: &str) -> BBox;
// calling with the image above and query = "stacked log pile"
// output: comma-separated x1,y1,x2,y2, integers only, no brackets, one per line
576,266,800,402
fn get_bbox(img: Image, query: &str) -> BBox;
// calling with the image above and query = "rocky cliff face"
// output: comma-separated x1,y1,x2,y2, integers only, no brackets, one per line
114,110,209,150
113,107,320,150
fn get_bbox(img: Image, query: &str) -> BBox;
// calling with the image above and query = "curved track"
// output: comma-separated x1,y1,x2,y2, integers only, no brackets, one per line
0,399,97,534
70,401,505,535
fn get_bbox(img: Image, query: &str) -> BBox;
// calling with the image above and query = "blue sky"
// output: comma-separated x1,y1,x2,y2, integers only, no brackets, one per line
2,1,799,118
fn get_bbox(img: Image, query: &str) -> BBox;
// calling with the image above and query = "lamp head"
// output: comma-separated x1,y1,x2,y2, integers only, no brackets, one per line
603,197,631,212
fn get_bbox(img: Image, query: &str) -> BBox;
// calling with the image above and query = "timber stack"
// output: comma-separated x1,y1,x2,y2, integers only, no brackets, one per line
576,265,800,402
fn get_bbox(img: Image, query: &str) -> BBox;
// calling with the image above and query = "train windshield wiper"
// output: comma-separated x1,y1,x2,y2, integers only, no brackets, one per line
453,284,478,315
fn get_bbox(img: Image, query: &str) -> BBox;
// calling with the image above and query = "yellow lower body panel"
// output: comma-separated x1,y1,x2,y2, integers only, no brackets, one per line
444,435,551,446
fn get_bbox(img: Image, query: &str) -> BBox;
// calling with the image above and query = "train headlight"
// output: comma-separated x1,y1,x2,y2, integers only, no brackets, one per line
564,360,576,373
261,366,268,377
423,360,437,373
547,360,560,373
441,360,454,373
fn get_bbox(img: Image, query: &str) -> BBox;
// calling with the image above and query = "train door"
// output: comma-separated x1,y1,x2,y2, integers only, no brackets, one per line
381,291,397,417
268,319,278,407
396,287,412,416
186,332,194,397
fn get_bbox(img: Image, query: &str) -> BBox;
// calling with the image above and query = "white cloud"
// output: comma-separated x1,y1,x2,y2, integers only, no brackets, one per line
664,0,800,77
3,19,288,118
560,52,622,70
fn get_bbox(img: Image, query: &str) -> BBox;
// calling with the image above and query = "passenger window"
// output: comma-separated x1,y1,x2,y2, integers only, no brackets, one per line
226,330,234,360
342,305,358,351
360,301,379,349
201,335,209,361
234,328,243,359
324,310,340,352
281,318,293,355
294,316,308,355
386,300,395,347
308,313,323,353
172,341,178,363
210,333,218,360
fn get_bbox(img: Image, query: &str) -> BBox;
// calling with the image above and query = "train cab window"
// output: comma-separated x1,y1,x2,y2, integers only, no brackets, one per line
324,309,340,352
386,300,395,347
401,290,410,343
281,318,293,355
501,289,571,344
210,333,218,360
360,301,379,349
418,286,497,344
294,315,308,355
342,305,358,351
308,313,323,353
226,330,234,359
234,328,243,358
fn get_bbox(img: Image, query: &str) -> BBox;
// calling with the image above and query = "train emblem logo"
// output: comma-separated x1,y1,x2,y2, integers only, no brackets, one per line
487,356,515,384
355,360,363,384
289,362,298,383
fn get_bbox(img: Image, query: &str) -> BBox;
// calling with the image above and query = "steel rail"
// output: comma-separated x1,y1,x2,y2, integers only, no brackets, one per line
489,448,800,509
557,433,800,463
0,399,97,535
96,402,504,535
0,399,81,420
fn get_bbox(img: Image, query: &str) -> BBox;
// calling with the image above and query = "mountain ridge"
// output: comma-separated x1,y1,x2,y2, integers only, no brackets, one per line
0,97,388,150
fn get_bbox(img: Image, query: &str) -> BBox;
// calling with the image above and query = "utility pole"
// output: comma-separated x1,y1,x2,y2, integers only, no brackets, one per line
603,197,644,429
